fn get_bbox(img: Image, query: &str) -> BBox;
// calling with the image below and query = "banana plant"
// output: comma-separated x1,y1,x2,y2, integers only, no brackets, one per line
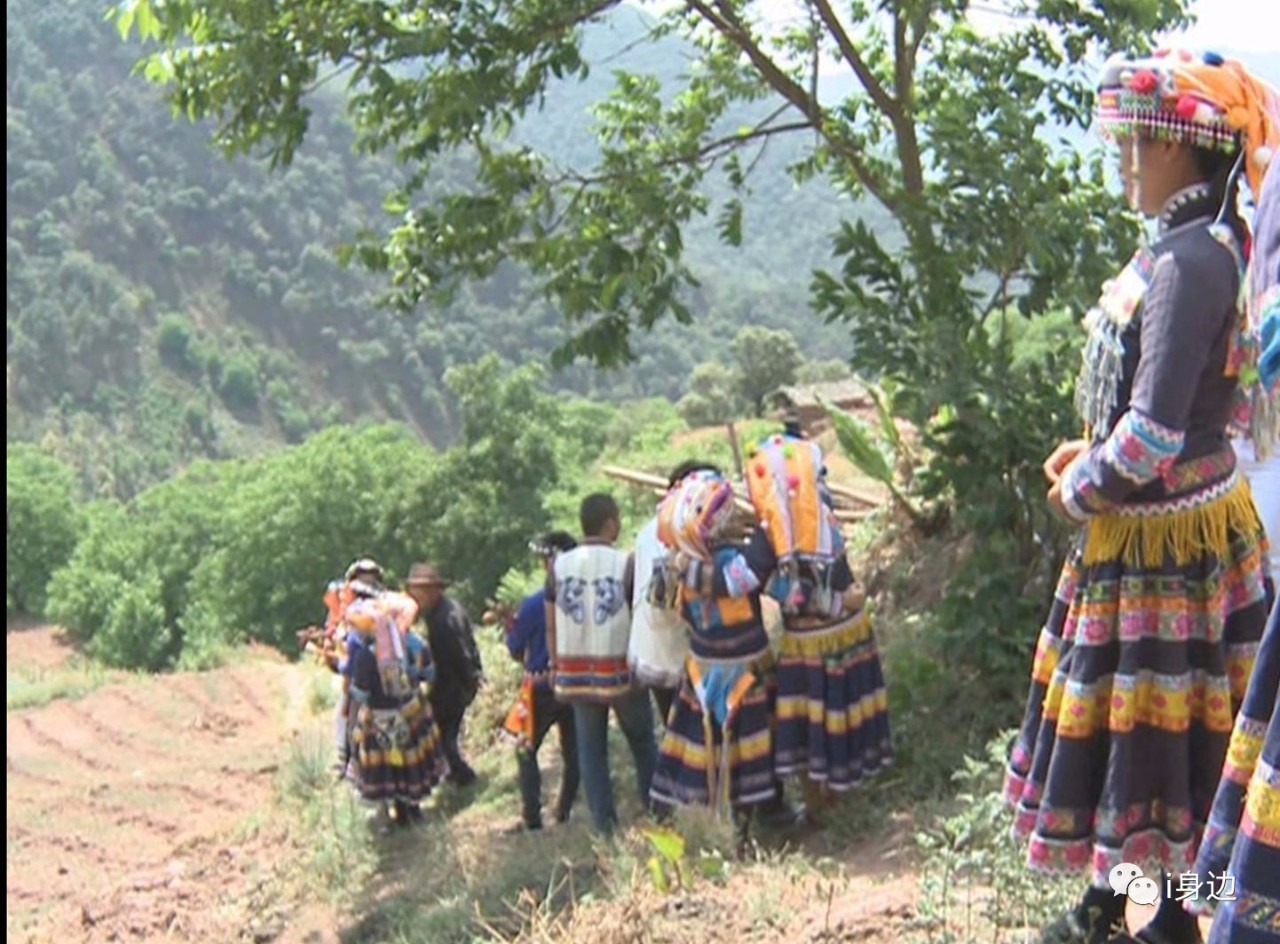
818,392,925,525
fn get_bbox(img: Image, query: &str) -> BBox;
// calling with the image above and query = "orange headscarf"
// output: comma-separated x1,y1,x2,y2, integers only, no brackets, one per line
1169,54,1280,197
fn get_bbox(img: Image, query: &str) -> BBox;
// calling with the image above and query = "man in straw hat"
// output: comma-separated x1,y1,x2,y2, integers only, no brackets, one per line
406,563,483,787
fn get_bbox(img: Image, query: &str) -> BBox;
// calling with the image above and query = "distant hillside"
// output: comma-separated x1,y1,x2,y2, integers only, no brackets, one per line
13,0,1273,500
5,0,862,498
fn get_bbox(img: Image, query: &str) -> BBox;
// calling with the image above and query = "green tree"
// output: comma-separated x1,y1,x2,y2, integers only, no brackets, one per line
96,0,1198,695
676,361,740,428
114,0,1177,365
6,444,81,615
183,425,436,652
218,356,259,414
796,359,853,385
397,356,562,606
730,326,804,417
155,312,197,373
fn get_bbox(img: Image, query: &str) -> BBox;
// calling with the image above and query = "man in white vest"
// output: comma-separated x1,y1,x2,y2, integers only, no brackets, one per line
546,493,658,835
628,463,707,723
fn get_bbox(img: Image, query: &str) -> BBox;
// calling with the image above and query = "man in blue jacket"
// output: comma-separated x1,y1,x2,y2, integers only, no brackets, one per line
505,532,581,830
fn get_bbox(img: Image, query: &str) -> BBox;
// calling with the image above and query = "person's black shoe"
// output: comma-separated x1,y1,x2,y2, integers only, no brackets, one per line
448,766,478,788
1039,907,1121,944
553,808,572,825
757,799,807,829
504,820,543,835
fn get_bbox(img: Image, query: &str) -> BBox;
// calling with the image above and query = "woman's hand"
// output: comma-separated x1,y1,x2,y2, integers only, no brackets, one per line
1043,439,1089,486
842,581,867,614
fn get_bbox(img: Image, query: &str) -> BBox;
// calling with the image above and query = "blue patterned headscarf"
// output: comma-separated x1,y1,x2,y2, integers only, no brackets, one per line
1246,164,1280,458
1254,165,1280,392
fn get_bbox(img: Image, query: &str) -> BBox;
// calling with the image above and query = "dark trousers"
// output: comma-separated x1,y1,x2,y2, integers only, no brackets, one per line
650,685,678,728
432,700,475,784
516,687,580,827
572,689,658,835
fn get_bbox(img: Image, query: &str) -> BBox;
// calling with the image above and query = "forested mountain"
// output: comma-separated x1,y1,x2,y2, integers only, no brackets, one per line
5,0,860,498
11,0,1278,501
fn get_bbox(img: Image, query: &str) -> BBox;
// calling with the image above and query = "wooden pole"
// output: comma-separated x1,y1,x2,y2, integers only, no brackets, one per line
598,464,879,525
824,480,887,508
726,421,745,480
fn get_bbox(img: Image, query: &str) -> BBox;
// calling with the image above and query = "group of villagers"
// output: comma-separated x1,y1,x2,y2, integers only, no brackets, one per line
303,559,482,833
495,441,892,852
505,43,1280,944
299,43,1280,944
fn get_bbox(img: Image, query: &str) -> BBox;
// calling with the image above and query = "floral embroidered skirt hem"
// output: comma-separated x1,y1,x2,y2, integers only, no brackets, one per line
1189,599,1280,944
1004,493,1268,888
774,609,892,791
352,693,447,804
650,659,776,810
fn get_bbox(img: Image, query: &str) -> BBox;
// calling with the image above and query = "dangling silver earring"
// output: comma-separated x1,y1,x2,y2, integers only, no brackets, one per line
1128,140,1142,213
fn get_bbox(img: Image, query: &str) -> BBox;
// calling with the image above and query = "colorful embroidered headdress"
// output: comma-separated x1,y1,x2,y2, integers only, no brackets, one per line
1094,50,1280,452
656,469,737,562
1095,48,1280,198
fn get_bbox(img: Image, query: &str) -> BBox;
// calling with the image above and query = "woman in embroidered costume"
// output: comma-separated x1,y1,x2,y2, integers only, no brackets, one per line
682,434,890,818
344,580,446,831
1005,50,1280,944
648,469,779,849
1187,154,1280,944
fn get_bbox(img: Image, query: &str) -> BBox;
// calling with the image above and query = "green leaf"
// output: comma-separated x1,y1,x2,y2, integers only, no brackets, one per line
112,2,136,41
866,383,902,453
134,0,159,41
716,199,743,248
647,856,670,894
601,274,625,310
821,395,894,486
639,825,685,865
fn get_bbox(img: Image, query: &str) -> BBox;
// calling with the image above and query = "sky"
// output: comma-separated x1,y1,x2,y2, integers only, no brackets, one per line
1160,0,1280,54
739,0,1280,56
632,0,1280,103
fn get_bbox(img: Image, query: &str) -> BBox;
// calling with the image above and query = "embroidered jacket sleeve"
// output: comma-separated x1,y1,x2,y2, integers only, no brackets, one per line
1061,249,1231,522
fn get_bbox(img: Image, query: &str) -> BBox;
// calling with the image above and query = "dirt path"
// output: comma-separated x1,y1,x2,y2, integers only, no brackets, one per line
6,627,305,944
6,626,925,944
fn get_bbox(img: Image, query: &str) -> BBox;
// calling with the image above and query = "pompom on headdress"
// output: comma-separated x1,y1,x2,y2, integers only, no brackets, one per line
1095,48,1280,198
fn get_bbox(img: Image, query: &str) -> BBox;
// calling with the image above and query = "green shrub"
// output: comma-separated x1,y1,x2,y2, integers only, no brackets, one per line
219,356,260,413
6,444,81,616
911,733,1076,943
90,572,174,671
156,312,197,373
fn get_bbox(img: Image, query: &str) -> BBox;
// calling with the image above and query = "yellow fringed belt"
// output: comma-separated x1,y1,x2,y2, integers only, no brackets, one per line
779,608,874,658
1082,474,1265,568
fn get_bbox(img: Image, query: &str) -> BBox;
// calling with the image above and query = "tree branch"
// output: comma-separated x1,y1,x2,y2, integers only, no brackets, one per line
685,0,897,211
550,116,812,188
980,270,1016,324
805,0,899,119
891,6,925,198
